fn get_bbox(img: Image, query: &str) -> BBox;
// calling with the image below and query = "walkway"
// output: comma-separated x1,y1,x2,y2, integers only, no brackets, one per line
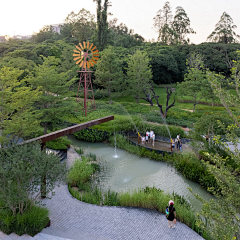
0,147,204,240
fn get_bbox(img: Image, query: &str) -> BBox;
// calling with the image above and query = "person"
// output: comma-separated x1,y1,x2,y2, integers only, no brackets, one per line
179,138,182,151
176,134,180,149
141,136,146,144
166,200,176,228
146,131,149,143
171,139,175,149
149,129,154,144
152,133,155,146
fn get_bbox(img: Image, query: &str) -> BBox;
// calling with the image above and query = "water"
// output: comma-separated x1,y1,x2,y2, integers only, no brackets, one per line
116,103,138,133
113,128,118,158
68,135,213,212
159,111,172,140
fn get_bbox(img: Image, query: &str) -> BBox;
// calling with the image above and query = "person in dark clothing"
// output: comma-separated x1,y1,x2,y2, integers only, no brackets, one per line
166,200,176,228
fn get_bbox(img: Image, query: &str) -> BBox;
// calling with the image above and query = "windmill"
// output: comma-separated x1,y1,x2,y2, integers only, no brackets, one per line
73,41,99,116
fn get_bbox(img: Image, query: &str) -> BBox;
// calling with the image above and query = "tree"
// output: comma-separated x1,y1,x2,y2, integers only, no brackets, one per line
93,0,111,50
0,66,40,145
95,47,123,104
172,6,195,44
190,50,240,239
153,1,176,44
127,50,152,104
32,25,59,43
178,53,210,112
0,141,67,215
64,9,96,43
108,18,144,48
29,56,75,134
207,12,240,44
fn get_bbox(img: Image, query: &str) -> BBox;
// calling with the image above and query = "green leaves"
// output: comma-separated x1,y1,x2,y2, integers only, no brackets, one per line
0,141,67,216
126,50,153,103
95,46,124,104
207,12,240,44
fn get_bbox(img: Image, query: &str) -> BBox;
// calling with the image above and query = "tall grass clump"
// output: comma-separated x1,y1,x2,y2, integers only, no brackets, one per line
68,157,94,187
0,205,49,236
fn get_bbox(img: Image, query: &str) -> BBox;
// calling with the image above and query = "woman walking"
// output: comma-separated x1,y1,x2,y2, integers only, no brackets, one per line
166,200,176,228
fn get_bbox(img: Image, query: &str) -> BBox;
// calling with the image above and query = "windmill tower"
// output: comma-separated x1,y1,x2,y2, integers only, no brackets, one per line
73,41,99,116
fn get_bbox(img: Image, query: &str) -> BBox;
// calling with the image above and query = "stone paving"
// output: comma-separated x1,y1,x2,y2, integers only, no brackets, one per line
0,147,204,240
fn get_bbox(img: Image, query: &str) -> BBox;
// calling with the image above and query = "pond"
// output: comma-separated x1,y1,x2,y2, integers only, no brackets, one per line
68,135,213,212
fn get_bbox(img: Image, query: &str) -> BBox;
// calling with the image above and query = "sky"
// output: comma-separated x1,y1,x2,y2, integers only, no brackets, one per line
1,0,240,44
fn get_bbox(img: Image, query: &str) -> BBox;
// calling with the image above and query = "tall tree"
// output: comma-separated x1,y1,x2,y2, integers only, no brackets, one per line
172,6,195,44
64,9,96,43
29,56,74,134
153,1,176,44
93,0,111,50
127,50,152,104
178,53,210,112
95,47,123,104
207,12,240,44
0,67,40,145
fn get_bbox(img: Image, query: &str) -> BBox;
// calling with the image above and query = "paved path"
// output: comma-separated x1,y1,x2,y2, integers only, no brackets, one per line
0,147,204,240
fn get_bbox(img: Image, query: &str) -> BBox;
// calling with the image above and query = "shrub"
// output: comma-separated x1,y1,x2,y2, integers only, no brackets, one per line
46,136,71,150
74,128,110,142
67,157,94,187
0,205,49,236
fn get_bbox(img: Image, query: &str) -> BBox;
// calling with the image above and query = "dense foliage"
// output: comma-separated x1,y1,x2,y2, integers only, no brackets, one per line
0,204,49,236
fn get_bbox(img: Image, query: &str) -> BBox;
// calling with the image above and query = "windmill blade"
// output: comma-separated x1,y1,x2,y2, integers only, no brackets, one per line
91,46,97,51
90,59,97,64
73,54,80,56
83,61,86,69
87,61,90,69
76,45,82,51
74,57,81,61
83,41,86,48
89,43,94,50
87,42,89,49
92,50,99,54
93,53,99,57
79,43,84,49
79,61,84,67
73,49,80,53
89,61,94,67
92,57,99,61
76,58,82,64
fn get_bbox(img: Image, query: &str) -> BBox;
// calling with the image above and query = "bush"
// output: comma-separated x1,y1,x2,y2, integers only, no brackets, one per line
74,128,110,142
67,157,94,187
46,136,71,150
0,205,49,236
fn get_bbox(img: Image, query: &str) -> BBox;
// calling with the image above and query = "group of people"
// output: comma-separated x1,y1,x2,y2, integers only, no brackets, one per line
171,134,183,151
140,130,155,146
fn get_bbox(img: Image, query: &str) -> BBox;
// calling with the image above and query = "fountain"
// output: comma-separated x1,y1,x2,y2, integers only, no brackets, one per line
113,126,118,158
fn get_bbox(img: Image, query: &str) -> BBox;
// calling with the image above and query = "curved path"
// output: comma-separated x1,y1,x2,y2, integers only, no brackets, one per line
39,147,204,240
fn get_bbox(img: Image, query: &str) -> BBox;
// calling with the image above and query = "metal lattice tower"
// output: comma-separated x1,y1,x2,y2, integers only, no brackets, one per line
73,41,99,116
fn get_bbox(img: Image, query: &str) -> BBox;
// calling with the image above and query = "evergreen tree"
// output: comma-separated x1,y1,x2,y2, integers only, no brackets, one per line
0,66,40,145
29,56,74,134
95,47,123,104
127,50,153,104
